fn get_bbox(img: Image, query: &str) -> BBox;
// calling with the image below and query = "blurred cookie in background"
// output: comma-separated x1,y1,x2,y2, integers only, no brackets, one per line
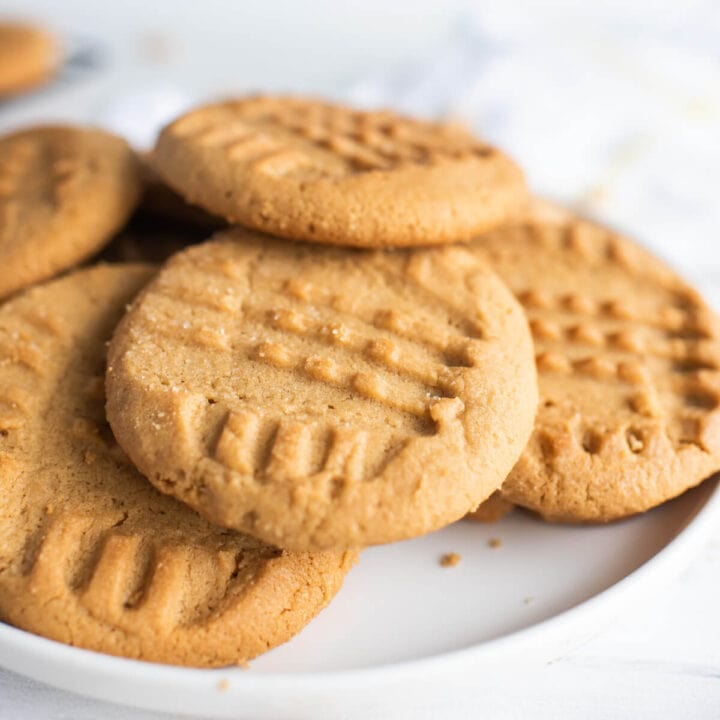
0,21,58,98
0,125,142,300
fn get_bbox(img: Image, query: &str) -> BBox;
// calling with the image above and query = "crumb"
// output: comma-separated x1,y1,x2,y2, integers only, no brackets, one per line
488,538,502,549
45,503,54,515
217,679,229,692
440,552,461,567
238,659,250,670
83,450,97,465
523,596,535,605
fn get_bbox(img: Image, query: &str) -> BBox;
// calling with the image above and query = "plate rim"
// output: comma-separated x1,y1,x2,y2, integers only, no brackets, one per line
0,477,718,704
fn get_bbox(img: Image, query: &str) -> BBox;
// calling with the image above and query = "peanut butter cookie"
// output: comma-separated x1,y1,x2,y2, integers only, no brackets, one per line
472,219,720,521
0,126,142,300
0,22,58,98
153,96,527,248
106,230,537,550
0,264,354,667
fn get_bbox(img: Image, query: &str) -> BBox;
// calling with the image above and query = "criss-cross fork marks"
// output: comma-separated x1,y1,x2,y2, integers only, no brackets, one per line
520,287,711,336
213,400,469,487
0,306,73,436
215,411,379,488
250,301,471,394
521,289,719,380
187,119,315,178
143,264,482,422
519,286,720,451
0,137,80,225
168,98,494,176
17,512,271,630
250,341,437,418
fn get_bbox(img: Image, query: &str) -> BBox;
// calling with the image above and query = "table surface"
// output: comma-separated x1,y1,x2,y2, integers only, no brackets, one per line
0,1,719,717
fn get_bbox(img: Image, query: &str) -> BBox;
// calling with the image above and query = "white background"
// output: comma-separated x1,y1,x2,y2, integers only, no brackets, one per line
0,1,719,717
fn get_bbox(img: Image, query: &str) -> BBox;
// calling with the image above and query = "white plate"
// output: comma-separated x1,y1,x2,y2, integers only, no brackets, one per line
1,477,718,719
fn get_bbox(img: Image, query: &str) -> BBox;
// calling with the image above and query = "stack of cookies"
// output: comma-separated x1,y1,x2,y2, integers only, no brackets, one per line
1,95,719,668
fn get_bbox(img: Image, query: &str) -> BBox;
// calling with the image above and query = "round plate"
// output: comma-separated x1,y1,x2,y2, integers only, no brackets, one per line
1,478,718,719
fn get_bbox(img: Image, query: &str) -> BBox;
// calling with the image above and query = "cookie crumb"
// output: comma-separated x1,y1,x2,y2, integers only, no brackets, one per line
440,552,461,567
238,659,250,670
488,538,502,549
217,679,229,692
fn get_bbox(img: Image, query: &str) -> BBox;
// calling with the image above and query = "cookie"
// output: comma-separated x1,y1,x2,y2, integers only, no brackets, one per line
153,95,527,248
0,264,354,667
519,196,575,224
471,219,720,521
465,491,514,523
0,126,142,300
0,22,58,98
106,230,537,550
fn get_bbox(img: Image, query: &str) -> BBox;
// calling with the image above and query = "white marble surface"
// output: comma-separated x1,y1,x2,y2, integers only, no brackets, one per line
0,1,719,717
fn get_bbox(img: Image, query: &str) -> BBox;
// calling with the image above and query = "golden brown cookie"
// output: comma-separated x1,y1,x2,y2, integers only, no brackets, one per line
0,22,58,98
153,96,527,248
0,126,142,300
0,264,354,667
519,196,575,224
465,492,514,523
106,230,537,550
471,219,720,521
